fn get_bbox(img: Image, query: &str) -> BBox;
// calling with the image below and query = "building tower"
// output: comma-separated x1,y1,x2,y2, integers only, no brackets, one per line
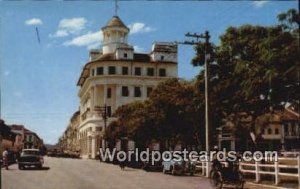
102,16,130,54
77,14,178,159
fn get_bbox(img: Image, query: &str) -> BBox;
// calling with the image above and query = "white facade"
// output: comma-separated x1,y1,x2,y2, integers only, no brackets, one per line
77,16,178,159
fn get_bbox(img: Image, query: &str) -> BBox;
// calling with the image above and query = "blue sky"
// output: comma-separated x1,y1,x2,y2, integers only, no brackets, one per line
0,1,297,144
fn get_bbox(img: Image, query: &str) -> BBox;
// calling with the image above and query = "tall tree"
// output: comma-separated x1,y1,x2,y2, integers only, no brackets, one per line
191,9,299,144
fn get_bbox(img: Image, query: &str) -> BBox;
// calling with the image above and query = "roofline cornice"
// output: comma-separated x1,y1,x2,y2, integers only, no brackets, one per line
77,59,177,86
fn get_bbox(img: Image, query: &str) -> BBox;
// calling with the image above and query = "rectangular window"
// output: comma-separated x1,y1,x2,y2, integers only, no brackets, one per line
147,87,153,97
106,106,112,117
107,88,111,98
147,68,154,76
122,86,129,97
160,55,164,61
159,68,166,77
122,67,128,75
91,69,95,76
124,53,128,58
97,67,103,75
135,67,141,76
108,66,116,75
134,87,141,97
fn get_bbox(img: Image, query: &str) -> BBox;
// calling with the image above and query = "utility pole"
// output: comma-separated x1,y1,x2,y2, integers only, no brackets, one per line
0,57,2,189
0,133,2,189
103,104,107,150
177,31,211,152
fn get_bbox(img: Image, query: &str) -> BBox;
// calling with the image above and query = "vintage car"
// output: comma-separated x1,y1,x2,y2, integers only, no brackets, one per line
142,158,162,172
18,149,44,170
162,158,196,176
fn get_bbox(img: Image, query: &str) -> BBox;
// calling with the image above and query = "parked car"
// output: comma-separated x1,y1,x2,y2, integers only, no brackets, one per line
162,158,196,176
18,149,44,170
142,156,162,172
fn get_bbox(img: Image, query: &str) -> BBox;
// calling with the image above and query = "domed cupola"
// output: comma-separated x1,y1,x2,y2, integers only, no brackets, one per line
101,16,130,54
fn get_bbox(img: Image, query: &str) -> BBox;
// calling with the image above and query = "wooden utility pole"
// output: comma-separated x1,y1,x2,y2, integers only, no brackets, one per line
177,31,211,151
0,133,2,189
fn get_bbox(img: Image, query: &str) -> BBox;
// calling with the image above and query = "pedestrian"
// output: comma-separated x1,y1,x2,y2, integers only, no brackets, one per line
119,160,126,170
119,153,126,170
2,148,9,170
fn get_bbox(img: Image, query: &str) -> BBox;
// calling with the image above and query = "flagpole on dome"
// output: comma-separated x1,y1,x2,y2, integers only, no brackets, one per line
114,0,119,16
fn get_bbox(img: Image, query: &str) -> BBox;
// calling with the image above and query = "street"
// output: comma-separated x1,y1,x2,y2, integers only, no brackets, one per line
1,157,272,189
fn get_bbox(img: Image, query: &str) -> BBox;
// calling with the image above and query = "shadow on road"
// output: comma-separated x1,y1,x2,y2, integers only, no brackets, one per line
22,166,50,171
122,168,137,172
221,186,251,189
1,168,17,171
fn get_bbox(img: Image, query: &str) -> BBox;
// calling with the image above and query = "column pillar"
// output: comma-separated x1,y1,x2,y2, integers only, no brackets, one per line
94,85,97,107
91,135,96,159
281,124,285,151
103,84,107,105
231,140,235,151
143,85,147,100
90,87,94,109
115,85,121,108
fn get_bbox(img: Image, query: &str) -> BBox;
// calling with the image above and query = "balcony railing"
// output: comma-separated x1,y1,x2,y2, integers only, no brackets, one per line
81,108,90,121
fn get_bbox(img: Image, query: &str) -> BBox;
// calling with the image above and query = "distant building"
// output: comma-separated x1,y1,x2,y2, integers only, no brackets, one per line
57,111,80,154
10,125,26,151
256,107,299,151
216,106,300,152
1,120,44,153
0,120,17,153
77,15,178,159
216,112,253,151
24,129,44,149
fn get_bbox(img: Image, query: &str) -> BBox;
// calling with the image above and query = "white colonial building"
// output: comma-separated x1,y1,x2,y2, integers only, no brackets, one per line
77,15,178,159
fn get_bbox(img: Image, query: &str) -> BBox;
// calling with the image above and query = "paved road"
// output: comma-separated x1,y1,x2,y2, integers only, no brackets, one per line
2,157,271,189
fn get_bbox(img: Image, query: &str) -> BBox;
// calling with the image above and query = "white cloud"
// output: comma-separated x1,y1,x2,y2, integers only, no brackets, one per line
63,31,102,48
128,22,155,34
25,18,43,26
252,1,268,8
51,30,69,38
134,45,145,53
50,17,87,38
58,17,87,33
